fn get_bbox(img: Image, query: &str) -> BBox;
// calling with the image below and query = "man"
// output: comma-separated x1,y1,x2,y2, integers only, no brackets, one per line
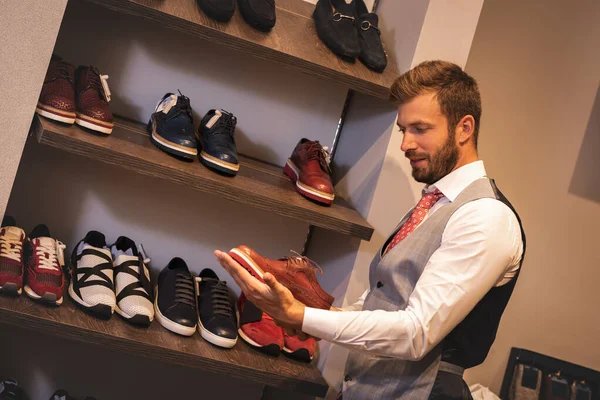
215,60,525,400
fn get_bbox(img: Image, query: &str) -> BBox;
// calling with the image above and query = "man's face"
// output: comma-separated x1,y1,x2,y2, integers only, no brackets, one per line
397,92,459,185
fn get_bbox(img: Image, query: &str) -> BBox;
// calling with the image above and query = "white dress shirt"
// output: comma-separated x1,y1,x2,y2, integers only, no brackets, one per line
302,160,523,361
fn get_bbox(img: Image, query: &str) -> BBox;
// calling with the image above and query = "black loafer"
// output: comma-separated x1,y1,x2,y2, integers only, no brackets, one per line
355,0,387,72
313,0,360,62
237,0,276,32
196,0,235,22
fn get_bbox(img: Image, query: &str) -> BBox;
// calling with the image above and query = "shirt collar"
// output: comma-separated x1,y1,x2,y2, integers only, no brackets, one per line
424,160,487,201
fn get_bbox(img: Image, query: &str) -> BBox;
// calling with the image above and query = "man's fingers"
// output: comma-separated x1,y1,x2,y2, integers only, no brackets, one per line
264,272,287,296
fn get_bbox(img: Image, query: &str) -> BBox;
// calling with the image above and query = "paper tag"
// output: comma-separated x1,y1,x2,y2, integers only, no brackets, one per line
156,94,177,114
57,241,66,267
100,74,111,102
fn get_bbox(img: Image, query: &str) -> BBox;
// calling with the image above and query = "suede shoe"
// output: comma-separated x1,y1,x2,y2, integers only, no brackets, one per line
238,0,276,32
229,246,334,310
283,138,335,205
237,293,283,356
313,0,360,62
197,109,239,175
283,329,316,362
355,0,387,72
197,0,235,22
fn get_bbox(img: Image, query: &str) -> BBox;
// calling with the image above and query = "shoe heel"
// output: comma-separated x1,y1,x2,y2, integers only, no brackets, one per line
283,160,297,182
147,119,153,134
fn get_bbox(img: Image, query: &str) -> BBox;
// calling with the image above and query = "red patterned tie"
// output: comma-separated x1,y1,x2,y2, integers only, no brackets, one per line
385,189,445,254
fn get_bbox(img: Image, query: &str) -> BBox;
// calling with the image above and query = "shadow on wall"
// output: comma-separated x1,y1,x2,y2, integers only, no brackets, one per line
569,85,600,203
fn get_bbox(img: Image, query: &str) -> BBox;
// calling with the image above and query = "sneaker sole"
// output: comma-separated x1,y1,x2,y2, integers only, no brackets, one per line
75,114,114,134
238,328,281,356
24,284,62,306
68,283,114,319
154,287,196,336
0,282,22,296
36,103,76,124
282,346,313,362
197,318,237,349
199,151,239,176
283,159,335,205
115,304,153,327
229,248,265,282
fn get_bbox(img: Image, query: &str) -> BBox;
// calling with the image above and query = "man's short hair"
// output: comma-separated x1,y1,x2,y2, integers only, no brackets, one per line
390,60,482,147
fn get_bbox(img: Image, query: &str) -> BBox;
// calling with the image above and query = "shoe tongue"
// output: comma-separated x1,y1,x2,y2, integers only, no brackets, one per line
360,13,379,25
2,226,24,240
331,0,354,13
36,237,55,248
205,110,223,129
156,94,178,114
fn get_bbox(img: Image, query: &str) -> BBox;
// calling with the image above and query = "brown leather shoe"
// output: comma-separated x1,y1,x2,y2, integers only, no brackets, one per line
283,139,335,205
74,66,114,134
229,245,334,310
36,55,76,124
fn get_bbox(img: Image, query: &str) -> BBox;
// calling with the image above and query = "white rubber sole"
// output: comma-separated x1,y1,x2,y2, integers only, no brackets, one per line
229,248,264,279
154,287,196,336
68,283,115,312
75,117,113,134
285,160,335,202
198,319,237,348
200,151,240,172
115,303,154,322
152,131,198,156
36,107,76,124
237,327,263,348
24,284,63,305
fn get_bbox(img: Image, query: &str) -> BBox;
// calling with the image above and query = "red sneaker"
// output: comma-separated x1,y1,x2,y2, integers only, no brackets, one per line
229,246,334,310
24,224,66,305
237,294,283,356
0,219,26,295
283,330,316,362
283,139,335,205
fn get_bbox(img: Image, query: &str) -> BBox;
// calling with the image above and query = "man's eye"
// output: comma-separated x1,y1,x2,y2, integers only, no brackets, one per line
415,127,426,134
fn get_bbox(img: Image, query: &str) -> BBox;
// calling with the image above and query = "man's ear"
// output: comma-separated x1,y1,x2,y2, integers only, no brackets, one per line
456,115,475,145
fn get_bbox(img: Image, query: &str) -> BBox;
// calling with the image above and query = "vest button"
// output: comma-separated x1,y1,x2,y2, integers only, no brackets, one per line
344,374,352,382
376,281,383,288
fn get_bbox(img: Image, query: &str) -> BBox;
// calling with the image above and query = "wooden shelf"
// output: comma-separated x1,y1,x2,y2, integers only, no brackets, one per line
32,115,374,241
77,0,399,99
0,294,328,397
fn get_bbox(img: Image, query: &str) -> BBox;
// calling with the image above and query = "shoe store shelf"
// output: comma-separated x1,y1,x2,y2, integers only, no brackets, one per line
0,295,329,398
78,0,399,100
32,115,375,241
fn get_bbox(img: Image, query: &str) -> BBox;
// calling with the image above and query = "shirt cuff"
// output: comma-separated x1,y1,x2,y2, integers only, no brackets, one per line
302,307,337,341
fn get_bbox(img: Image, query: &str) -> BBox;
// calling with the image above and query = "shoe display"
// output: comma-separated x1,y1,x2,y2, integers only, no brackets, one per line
0,379,25,400
283,330,316,362
69,231,115,319
74,66,114,134
313,0,360,62
148,92,198,161
155,257,197,336
237,293,283,356
229,246,334,310
238,0,276,32
36,55,77,124
195,268,237,348
355,0,387,72
110,236,154,326
23,224,66,305
283,138,335,205
197,0,235,22
0,216,25,295
197,109,239,175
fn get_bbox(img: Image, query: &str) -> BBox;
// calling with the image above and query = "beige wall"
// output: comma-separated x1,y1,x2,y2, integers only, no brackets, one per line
464,0,600,392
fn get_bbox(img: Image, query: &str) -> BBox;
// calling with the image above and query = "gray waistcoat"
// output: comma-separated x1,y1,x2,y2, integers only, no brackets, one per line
343,177,499,400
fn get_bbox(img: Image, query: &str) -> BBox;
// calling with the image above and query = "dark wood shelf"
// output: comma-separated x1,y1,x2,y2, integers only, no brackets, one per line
0,294,328,397
77,0,398,99
32,115,374,241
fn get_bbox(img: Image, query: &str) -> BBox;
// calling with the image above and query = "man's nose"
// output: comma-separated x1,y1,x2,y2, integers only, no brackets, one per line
400,132,417,153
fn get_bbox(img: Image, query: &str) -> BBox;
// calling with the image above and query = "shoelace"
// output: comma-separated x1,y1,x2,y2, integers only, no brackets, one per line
168,91,193,122
283,250,324,277
306,141,332,174
0,236,23,262
36,239,66,271
204,278,234,318
88,67,111,102
55,62,72,82
174,272,196,307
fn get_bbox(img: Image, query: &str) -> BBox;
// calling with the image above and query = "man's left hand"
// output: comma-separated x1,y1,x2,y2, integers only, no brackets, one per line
214,250,306,330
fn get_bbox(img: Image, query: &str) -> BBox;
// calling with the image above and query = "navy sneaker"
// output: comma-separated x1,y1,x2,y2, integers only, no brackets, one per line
195,268,237,348
197,109,240,176
148,92,198,161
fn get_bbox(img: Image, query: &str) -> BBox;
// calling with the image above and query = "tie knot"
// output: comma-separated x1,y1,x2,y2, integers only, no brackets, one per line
416,189,444,210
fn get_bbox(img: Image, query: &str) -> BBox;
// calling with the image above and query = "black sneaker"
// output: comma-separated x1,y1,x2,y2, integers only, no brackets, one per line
197,0,235,22
49,390,76,400
195,268,237,348
197,109,240,176
355,0,386,72
313,0,360,62
155,258,197,336
237,0,276,32
148,92,198,161
0,380,25,400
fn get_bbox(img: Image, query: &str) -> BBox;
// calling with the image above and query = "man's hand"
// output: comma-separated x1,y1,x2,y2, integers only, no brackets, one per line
214,250,306,330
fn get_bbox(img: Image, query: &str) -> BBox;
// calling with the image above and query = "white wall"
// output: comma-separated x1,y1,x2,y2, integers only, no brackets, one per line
464,0,600,393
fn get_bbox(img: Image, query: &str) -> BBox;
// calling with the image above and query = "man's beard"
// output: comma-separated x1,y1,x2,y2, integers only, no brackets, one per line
407,133,459,185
